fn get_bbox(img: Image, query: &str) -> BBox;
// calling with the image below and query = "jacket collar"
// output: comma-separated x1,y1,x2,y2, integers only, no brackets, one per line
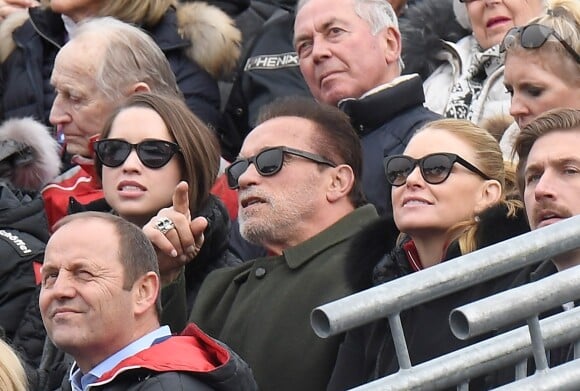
338,74,426,137
284,204,378,269
25,7,66,49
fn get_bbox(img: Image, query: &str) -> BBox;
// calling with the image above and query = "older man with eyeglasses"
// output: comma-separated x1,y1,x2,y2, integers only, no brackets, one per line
144,96,389,391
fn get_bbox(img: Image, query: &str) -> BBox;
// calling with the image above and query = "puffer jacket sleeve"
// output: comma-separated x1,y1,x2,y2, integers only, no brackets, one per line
166,50,221,130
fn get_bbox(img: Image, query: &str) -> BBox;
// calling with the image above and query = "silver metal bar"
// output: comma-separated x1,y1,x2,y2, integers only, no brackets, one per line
348,307,580,391
527,316,549,371
515,360,527,380
492,359,580,391
389,313,411,369
450,265,580,340
312,215,580,338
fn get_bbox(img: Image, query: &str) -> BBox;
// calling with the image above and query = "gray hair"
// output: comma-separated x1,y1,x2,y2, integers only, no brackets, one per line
74,17,182,102
296,0,404,70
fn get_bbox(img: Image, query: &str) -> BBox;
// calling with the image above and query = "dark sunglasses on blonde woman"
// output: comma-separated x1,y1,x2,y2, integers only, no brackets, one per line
94,139,182,169
226,146,336,189
384,152,492,187
500,24,580,63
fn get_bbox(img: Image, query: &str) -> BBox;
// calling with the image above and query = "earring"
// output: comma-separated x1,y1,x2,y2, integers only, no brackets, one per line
474,215,481,223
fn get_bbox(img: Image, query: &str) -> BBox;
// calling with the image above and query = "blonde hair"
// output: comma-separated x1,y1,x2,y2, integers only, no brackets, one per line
44,0,176,26
0,339,27,391
416,119,523,254
97,0,175,26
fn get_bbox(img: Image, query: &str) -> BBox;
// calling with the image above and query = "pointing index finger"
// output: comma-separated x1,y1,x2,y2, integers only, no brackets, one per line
172,181,190,218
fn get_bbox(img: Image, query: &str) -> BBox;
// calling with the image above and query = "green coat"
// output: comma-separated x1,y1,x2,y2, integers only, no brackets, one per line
190,205,379,391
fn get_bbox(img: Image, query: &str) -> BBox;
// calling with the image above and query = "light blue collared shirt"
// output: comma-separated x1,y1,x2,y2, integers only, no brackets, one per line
69,325,171,391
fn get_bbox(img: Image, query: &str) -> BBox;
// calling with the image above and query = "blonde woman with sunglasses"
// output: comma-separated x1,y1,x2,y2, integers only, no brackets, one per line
329,118,529,390
500,0,580,159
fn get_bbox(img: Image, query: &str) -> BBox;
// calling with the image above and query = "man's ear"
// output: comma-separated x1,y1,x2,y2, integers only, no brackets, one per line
326,164,355,202
133,271,159,316
130,82,151,94
380,26,402,66
474,179,502,214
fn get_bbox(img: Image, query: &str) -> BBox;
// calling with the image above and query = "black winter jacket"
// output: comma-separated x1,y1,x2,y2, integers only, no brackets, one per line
0,4,237,130
220,3,309,161
0,183,48,342
328,204,530,391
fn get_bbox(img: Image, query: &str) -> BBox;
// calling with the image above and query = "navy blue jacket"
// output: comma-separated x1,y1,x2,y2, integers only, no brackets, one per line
339,74,440,217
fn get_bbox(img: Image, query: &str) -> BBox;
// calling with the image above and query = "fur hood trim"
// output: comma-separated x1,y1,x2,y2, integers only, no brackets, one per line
176,2,241,79
400,0,469,80
0,118,61,191
0,10,29,63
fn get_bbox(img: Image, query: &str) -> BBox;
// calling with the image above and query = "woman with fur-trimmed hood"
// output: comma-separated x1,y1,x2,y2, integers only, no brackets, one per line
0,0,241,130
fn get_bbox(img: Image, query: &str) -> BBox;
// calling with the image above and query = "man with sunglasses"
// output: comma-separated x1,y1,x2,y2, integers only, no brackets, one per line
145,96,386,391
293,0,440,218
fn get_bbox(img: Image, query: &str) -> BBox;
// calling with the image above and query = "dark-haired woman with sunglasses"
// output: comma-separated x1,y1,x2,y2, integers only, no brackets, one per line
500,0,580,160
92,92,241,313
419,0,545,126
328,118,530,390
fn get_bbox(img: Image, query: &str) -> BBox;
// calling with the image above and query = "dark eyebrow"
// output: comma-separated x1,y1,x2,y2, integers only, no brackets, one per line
526,157,580,174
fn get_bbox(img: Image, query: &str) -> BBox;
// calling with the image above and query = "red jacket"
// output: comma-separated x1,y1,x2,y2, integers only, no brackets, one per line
41,158,103,230
77,324,257,390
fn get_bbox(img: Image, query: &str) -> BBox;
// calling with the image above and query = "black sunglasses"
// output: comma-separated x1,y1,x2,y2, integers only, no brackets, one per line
226,146,336,189
94,139,181,169
501,24,580,64
384,153,492,187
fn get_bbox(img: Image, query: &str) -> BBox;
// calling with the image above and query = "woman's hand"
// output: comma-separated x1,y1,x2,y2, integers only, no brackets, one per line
143,181,206,285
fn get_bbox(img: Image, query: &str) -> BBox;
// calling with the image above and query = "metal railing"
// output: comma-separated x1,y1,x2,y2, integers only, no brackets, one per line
311,215,580,339
310,215,580,389
350,307,580,390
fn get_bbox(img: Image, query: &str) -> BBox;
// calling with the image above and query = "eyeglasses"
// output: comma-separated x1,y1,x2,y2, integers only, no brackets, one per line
94,139,181,169
384,153,491,187
226,146,336,189
501,24,580,64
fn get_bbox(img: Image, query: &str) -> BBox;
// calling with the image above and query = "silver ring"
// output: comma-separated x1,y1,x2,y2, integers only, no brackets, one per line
154,216,175,235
